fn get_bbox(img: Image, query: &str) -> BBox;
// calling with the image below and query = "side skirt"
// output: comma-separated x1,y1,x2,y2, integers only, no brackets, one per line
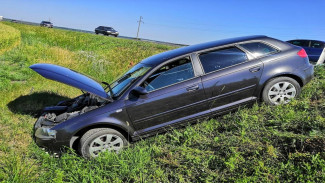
131,97,256,141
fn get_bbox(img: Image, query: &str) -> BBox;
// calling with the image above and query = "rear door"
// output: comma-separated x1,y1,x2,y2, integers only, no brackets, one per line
198,46,264,110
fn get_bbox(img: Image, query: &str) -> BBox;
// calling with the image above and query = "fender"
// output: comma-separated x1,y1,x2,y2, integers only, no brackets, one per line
52,101,135,143
255,55,309,98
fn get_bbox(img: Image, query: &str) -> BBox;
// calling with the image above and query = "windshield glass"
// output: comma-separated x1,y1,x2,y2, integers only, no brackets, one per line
108,63,151,97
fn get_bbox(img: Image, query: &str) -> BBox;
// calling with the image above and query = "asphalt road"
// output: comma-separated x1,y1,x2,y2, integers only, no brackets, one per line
2,18,188,47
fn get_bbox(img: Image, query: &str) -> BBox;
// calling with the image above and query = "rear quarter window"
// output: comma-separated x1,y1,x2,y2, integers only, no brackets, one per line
239,42,278,57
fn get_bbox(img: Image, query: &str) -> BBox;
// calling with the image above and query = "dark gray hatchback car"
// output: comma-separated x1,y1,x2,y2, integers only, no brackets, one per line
31,35,313,158
40,21,53,28
95,26,119,37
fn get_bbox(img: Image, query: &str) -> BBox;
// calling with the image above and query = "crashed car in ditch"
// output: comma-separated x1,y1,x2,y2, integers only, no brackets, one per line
31,35,314,158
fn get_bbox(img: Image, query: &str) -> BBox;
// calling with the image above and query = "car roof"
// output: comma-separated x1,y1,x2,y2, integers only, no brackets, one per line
141,35,268,66
288,39,325,43
98,26,112,29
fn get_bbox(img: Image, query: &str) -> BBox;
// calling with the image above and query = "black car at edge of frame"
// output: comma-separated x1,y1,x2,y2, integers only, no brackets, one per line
30,35,314,158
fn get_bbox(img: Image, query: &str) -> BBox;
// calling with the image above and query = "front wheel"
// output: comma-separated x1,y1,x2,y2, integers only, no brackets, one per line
78,128,128,158
262,77,301,105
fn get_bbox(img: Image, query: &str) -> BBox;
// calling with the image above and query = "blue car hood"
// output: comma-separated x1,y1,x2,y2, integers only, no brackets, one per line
30,63,108,99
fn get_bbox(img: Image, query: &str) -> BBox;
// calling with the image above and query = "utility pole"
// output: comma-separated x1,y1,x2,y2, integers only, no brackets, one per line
136,16,144,39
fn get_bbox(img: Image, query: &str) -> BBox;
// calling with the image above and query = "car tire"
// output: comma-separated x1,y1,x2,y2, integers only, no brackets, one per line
78,128,128,158
262,77,301,105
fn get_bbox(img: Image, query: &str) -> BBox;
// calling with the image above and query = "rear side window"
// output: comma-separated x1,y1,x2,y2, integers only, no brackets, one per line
239,42,278,57
199,47,248,73
310,41,325,49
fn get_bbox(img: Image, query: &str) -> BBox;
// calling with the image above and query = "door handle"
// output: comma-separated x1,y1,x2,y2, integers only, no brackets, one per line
249,66,261,73
186,84,199,91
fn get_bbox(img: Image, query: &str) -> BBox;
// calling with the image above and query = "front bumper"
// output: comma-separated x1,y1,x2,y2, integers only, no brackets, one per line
34,134,67,154
108,32,119,36
34,117,70,154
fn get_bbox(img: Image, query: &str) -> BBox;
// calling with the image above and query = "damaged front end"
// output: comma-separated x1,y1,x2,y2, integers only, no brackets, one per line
35,93,107,129
34,93,109,153
29,63,116,154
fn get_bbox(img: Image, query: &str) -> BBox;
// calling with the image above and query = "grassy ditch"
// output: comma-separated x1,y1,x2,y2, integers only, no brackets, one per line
0,22,325,182
0,22,21,55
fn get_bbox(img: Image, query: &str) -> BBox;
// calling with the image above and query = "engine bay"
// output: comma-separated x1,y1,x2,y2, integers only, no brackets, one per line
36,93,107,128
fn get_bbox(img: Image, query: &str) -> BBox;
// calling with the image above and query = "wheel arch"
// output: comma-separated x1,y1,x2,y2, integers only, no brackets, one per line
70,123,133,150
258,73,303,100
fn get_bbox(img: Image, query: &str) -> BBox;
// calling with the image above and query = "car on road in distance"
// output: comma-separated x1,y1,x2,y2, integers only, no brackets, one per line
40,21,53,28
95,26,119,37
30,35,314,158
287,39,325,63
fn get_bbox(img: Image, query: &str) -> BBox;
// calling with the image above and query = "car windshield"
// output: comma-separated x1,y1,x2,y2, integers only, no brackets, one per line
108,63,151,98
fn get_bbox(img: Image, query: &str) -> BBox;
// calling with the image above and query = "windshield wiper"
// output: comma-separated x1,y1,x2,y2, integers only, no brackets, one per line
102,82,114,101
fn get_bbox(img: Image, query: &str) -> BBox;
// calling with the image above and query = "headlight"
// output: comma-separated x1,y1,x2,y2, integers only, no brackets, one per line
43,128,56,137
36,127,57,138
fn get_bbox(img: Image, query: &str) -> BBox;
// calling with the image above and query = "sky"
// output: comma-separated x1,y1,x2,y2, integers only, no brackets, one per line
0,0,325,45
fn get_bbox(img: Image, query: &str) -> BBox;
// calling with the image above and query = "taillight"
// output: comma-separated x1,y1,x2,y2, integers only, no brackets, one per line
297,48,308,58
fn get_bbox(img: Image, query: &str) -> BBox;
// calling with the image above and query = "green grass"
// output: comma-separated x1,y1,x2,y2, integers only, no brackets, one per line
1,22,325,182
0,23,20,55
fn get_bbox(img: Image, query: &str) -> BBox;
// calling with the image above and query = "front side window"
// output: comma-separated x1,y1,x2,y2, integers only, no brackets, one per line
141,57,195,92
199,47,248,73
239,42,278,57
288,40,309,47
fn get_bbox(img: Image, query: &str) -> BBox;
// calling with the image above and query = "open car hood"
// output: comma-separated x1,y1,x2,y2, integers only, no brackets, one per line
30,63,108,99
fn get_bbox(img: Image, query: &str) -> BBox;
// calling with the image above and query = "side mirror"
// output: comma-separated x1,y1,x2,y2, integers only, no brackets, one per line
131,86,148,95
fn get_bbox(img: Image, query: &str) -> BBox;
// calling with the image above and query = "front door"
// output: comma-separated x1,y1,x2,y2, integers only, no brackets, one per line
125,57,206,134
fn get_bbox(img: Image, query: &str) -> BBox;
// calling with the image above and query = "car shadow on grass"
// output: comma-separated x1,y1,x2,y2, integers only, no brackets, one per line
7,91,70,117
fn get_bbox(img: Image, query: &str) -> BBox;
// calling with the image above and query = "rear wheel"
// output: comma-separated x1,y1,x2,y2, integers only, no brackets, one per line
262,77,301,105
78,128,128,158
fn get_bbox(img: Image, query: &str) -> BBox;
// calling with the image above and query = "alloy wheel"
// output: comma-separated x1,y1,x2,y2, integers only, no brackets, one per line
89,134,124,157
268,81,297,105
